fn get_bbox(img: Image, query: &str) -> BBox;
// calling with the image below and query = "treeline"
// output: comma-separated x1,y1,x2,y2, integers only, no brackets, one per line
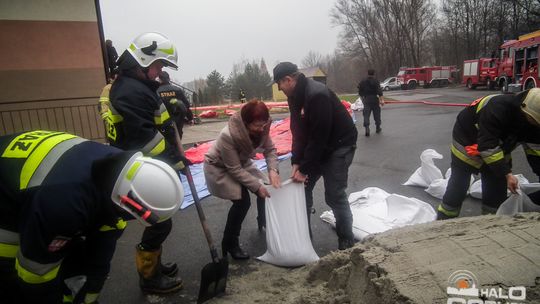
328,0,540,91
185,0,539,102
185,59,272,106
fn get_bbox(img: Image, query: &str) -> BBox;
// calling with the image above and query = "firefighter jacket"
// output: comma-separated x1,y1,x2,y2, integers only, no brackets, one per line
157,82,193,137
107,74,185,169
451,93,539,178
0,130,131,304
287,73,358,176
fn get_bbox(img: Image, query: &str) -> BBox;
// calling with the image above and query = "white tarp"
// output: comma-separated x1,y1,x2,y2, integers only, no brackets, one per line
257,180,319,267
320,187,436,241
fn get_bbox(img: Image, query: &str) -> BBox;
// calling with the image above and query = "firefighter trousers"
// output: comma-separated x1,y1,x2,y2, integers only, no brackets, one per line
442,156,508,213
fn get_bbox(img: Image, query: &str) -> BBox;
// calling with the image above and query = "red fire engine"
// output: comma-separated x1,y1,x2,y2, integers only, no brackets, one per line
397,66,458,90
462,58,498,90
498,30,540,93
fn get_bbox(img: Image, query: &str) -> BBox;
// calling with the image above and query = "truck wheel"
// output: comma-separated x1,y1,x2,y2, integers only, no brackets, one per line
431,80,440,88
466,79,476,89
500,79,508,94
525,80,536,90
487,79,495,90
408,81,417,90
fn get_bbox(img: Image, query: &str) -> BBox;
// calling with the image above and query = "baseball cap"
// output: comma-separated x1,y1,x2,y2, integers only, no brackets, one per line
273,62,298,82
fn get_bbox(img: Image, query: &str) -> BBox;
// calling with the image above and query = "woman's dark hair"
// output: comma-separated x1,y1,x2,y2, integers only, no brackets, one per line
241,99,269,124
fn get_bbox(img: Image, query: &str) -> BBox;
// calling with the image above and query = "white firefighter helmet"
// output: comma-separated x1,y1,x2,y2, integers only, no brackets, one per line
522,88,540,125
111,152,183,226
127,32,178,70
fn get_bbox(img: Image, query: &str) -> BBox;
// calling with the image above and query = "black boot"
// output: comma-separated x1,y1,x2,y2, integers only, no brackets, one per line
135,246,183,294
376,126,382,134
161,262,178,277
222,236,249,260
338,238,355,250
365,126,370,137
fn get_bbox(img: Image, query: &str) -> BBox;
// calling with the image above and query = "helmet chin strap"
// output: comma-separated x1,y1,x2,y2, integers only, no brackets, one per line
142,67,152,81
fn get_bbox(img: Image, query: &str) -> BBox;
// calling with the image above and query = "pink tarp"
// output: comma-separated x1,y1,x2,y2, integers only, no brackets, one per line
185,118,292,164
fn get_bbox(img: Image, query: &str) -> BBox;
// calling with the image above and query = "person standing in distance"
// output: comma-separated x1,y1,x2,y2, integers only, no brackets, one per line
357,69,385,136
273,62,358,250
157,71,194,139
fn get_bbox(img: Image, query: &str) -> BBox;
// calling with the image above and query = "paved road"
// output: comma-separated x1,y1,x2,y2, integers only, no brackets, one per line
100,87,536,303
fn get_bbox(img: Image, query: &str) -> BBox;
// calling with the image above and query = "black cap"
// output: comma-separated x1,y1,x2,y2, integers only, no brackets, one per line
273,62,298,82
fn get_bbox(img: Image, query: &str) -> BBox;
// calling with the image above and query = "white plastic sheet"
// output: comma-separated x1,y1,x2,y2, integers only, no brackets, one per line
257,180,319,267
403,149,444,188
320,187,436,241
496,183,540,215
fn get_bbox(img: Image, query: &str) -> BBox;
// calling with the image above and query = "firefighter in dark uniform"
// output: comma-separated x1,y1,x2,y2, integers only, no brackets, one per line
239,89,247,103
437,88,540,219
0,130,184,304
157,71,193,139
357,69,385,137
105,32,187,293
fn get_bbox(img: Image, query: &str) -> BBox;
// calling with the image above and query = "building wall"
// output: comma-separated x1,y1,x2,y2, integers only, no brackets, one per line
0,0,107,140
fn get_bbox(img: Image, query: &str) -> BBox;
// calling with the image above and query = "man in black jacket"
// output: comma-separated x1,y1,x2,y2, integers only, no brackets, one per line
157,71,193,139
357,69,385,136
273,62,358,250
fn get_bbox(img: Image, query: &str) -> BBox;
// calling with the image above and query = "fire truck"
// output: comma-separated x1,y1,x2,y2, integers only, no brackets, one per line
462,58,498,90
498,30,540,93
397,66,458,90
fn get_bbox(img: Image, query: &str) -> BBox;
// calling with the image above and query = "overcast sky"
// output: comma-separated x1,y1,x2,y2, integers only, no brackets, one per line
99,0,341,84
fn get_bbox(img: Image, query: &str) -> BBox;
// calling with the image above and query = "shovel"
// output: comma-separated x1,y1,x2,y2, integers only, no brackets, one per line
171,124,229,303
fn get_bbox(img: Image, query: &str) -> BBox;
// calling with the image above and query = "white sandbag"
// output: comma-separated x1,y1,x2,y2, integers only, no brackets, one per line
403,149,444,187
469,174,530,199
425,178,448,199
320,187,436,241
425,168,474,199
496,185,540,216
257,180,319,267
351,97,364,111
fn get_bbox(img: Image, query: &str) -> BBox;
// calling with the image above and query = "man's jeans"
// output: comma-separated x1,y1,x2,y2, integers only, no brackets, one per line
305,145,356,242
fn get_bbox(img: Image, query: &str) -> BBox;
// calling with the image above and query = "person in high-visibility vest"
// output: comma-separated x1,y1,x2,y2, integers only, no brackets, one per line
437,88,540,219
157,71,193,139
104,32,187,293
0,130,184,304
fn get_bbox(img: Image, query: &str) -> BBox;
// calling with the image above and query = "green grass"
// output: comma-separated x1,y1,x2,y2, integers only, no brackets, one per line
339,94,359,103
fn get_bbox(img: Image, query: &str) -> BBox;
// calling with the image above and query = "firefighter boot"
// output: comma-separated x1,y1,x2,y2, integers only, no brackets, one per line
365,126,370,137
135,246,183,294
436,204,459,220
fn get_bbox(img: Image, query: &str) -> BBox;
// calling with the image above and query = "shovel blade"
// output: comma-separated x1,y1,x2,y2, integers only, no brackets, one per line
197,258,229,304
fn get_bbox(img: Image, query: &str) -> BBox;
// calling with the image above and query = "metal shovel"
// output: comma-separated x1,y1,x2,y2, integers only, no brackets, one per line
171,124,229,303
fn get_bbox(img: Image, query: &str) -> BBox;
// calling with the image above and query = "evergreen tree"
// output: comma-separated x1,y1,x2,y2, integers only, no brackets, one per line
206,70,225,104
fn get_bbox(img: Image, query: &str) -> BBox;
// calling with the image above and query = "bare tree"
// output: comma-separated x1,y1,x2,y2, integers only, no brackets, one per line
302,51,324,68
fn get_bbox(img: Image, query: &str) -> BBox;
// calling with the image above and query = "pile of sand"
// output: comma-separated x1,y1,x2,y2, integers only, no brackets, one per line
210,213,540,304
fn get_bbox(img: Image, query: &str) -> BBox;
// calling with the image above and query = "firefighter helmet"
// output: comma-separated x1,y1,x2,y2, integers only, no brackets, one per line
127,32,178,70
111,152,183,226
521,88,540,125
